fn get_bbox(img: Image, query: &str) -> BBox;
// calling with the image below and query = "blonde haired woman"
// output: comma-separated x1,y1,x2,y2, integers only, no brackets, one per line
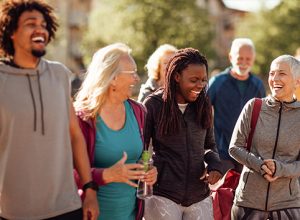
74,43,157,220
138,44,177,102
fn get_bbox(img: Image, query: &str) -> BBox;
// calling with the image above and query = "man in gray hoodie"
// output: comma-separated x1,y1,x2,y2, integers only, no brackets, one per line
0,0,98,219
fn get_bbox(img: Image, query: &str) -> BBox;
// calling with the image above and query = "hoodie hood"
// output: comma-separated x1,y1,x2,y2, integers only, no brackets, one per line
0,58,48,76
0,59,48,135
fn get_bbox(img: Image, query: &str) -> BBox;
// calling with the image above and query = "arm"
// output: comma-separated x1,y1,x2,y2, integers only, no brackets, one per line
261,157,300,181
91,168,105,185
143,97,158,186
228,99,264,174
273,154,300,178
69,104,99,220
76,116,107,186
204,126,223,174
203,125,223,184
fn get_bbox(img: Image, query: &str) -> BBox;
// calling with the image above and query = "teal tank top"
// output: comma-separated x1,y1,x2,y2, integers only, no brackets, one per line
94,100,143,220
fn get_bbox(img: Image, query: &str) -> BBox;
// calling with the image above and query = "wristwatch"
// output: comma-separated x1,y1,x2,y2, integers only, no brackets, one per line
82,181,99,192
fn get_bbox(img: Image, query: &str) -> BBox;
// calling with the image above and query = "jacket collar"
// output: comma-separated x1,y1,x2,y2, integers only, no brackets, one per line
265,95,300,109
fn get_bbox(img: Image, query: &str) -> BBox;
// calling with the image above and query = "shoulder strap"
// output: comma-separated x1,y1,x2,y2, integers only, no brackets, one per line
128,99,147,150
246,98,262,151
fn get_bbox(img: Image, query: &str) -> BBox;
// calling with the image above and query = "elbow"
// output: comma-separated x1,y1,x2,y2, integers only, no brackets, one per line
228,145,236,159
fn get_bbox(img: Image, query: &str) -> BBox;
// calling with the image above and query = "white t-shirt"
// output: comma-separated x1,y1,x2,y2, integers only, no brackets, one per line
178,103,188,114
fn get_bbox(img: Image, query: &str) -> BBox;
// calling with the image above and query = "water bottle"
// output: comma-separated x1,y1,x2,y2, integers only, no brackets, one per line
136,150,153,199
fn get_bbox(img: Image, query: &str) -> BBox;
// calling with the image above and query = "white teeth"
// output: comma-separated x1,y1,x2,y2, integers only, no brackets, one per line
32,36,45,42
191,90,200,94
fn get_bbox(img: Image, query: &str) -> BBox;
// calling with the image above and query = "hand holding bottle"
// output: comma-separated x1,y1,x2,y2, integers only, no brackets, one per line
137,150,155,199
143,166,157,186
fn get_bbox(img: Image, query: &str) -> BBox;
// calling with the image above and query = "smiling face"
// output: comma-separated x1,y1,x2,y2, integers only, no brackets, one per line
175,64,208,104
11,10,49,59
113,54,139,100
230,45,255,77
268,60,298,102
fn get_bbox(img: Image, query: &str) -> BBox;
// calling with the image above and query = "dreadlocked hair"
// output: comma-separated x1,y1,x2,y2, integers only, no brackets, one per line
157,47,212,136
0,0,58,58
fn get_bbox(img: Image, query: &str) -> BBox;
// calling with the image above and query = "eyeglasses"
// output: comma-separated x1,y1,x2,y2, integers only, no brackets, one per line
120,70,139,78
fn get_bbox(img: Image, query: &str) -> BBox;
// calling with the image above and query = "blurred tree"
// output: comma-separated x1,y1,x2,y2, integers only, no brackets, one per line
236,0,300,77
82,0,215,73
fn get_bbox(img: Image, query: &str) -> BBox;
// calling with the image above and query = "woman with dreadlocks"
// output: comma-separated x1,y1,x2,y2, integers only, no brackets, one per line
143,48,223,220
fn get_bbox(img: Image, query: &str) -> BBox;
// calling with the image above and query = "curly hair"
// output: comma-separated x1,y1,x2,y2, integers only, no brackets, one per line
158,48,212,135
0,0,58,57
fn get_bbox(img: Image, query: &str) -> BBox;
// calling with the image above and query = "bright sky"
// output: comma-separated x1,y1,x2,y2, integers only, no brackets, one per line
223,0,281,12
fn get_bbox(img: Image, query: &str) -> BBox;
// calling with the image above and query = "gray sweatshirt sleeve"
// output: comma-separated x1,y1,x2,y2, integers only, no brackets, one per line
274,154,300,178
229,99,264,173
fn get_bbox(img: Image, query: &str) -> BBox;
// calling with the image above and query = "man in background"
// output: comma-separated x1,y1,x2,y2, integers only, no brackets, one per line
208,38,265,173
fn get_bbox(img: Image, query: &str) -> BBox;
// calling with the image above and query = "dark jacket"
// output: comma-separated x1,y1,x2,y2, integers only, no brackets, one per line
143,90,223,206
208,68,266,160
138,78,159,103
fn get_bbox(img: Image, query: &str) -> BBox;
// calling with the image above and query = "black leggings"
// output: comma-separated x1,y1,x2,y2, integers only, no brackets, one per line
231,205,300,220
0,208,83,220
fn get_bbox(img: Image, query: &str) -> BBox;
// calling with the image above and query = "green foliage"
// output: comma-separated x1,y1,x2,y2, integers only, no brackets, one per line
236,0,300,77
82,0,215,73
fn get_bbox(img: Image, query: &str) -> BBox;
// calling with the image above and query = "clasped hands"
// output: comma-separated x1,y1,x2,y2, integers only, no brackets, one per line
260,159,278,182
103,152,157,187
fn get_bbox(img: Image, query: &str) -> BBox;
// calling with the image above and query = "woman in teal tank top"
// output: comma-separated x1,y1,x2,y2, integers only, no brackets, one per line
74,43,157,220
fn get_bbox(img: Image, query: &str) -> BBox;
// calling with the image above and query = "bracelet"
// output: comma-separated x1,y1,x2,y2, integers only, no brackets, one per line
82,181,99,192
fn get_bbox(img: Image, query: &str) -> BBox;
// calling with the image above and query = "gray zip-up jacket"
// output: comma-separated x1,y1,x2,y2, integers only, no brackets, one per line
229,96,300,211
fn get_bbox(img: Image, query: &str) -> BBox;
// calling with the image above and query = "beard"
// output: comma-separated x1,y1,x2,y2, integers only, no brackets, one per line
32,49,46,58
233,65,251,76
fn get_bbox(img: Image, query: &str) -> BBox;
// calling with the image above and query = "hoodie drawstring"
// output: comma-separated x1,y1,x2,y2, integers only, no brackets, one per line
26,74,37,132
26,72,45,135
37,71,45,135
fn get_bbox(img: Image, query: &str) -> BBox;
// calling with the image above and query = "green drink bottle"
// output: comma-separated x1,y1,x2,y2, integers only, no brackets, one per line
136,150,153,199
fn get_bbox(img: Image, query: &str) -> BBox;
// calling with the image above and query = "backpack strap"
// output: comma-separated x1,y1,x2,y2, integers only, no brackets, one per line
246,98,262,151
